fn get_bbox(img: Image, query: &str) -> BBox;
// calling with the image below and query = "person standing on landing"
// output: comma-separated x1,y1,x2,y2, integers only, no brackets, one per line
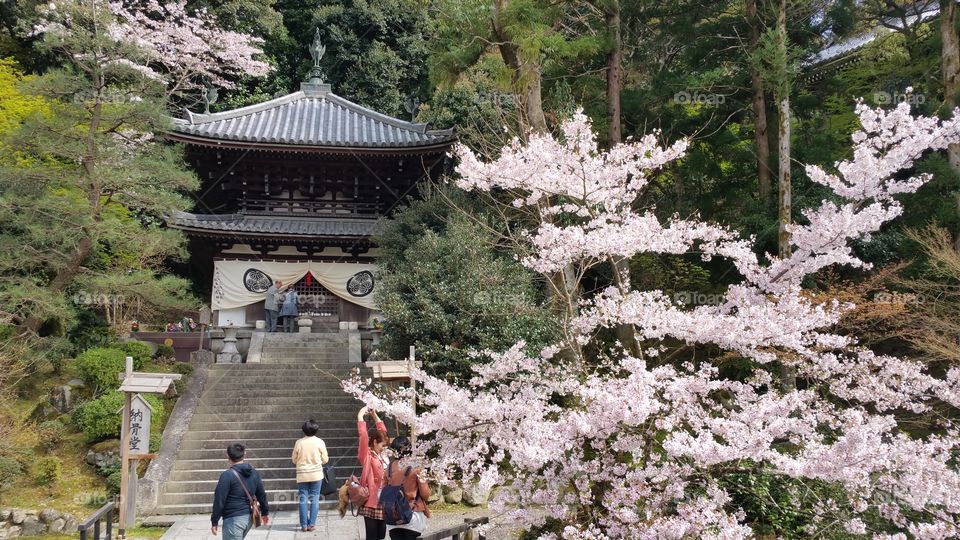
264,280,281,332
292,419,329,532
280,286,299,333
357,406,390,540
211,443,270,539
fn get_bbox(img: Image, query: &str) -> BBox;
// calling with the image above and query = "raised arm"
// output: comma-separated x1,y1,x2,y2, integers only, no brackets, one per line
371,409,387,435
357,406,368,465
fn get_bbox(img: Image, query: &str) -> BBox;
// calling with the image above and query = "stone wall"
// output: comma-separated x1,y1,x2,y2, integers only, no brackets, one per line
0,508,78,539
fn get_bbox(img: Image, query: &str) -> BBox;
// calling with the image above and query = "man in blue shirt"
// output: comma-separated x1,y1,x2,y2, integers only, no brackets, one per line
211,443,270,539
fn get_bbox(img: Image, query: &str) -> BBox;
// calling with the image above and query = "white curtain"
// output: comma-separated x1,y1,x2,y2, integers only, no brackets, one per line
212,260,378,311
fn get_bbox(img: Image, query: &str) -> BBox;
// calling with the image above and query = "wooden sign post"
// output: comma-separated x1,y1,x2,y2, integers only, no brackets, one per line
116,357,181,539
117,394,153,526
367,346,419,447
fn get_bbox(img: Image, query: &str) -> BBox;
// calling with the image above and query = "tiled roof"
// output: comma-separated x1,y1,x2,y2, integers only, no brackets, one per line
805,5,943,67
170,82,455,149
166,211,379,238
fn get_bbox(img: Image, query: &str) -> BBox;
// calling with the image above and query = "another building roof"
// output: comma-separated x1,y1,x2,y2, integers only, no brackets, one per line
167,211,379,238
804,4,943,68
169,81,455,151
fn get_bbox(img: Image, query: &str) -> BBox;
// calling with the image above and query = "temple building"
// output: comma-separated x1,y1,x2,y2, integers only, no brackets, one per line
166,42,455,329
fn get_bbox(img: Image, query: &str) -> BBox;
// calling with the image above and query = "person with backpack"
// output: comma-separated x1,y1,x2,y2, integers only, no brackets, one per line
279,287,299,332
357,406,391,540
211,443,270,539
381,436,431,540
292,419,329,532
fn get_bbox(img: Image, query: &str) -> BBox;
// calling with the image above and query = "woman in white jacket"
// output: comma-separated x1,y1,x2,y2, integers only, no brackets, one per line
292,419,329,532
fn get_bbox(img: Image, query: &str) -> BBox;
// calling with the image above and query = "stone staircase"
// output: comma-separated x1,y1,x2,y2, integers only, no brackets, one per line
153,332,365,515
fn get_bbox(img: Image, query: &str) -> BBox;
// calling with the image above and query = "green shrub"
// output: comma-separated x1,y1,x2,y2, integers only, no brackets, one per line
173,362,193,394
74,348,128,392
35,420,66,451
33,456,62,485
154,344,176,360
0,456,23,493
73,392,164,442
117,341,152,367
172,362,194,376
106,470,122,494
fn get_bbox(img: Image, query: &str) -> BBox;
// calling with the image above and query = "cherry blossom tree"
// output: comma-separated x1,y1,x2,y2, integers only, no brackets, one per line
347,101,960,538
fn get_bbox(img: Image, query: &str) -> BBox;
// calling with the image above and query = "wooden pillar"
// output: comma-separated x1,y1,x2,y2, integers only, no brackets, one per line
408,345,416,447
117,357,133,539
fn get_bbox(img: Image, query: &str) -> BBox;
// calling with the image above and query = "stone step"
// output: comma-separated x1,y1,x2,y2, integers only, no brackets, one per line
152,498,337,515
179,436,359,451
169,458,359,477
189,410,363,422
195,390,356,405
160,488,329,507
175,445,356,462
194,405,360,413
198,388,358,397
205,369,361,378
182,428,358,441
208,363,360,370
256,357,350,363
187,420,360,433
202,385,350,394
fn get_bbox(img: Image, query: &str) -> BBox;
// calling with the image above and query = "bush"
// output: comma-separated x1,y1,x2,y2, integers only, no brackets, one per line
0,456,23,493
35,420,66,451
73,392,164,443
154,344,175,360
106,469,122,495
74,348,128,392
173,362,193,394
118,341,152,367
33,456,62,485
172,362,194,376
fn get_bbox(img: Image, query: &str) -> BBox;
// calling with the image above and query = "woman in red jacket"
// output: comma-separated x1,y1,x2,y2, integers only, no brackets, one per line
357,406,390,540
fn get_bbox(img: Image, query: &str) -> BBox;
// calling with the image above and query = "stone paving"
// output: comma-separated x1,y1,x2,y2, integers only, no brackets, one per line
159,508,512,540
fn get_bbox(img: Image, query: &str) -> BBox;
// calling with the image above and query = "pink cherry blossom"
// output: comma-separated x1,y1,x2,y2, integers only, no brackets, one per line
347,103,960,538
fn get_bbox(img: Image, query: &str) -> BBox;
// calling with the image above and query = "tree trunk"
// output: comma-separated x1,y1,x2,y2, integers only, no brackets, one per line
605,0,622,147
747,0,772,207
601,0,637,357
492,0,548,133
940,0,960,251
775,0,791,260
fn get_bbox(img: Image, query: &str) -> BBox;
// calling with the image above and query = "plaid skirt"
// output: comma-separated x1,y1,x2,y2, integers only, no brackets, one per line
357,504,384,520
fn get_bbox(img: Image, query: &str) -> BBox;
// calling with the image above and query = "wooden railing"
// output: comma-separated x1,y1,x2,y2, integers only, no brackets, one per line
421,517,490,540
77,502,115,540
242,198,383,215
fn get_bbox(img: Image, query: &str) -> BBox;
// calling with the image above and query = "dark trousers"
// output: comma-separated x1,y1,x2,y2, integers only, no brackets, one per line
389,530,421,539
265,309,278,332
363,516,385,540
282,315,297,333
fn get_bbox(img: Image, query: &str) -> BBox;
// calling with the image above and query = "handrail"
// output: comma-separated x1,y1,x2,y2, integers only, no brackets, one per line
77,502,115,540
420,517,489,540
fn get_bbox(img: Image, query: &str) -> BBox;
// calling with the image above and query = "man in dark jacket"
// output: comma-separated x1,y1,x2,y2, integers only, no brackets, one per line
211,443,270,539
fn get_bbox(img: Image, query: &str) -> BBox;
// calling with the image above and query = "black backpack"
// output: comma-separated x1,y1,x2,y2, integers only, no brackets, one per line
378,462,416,526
